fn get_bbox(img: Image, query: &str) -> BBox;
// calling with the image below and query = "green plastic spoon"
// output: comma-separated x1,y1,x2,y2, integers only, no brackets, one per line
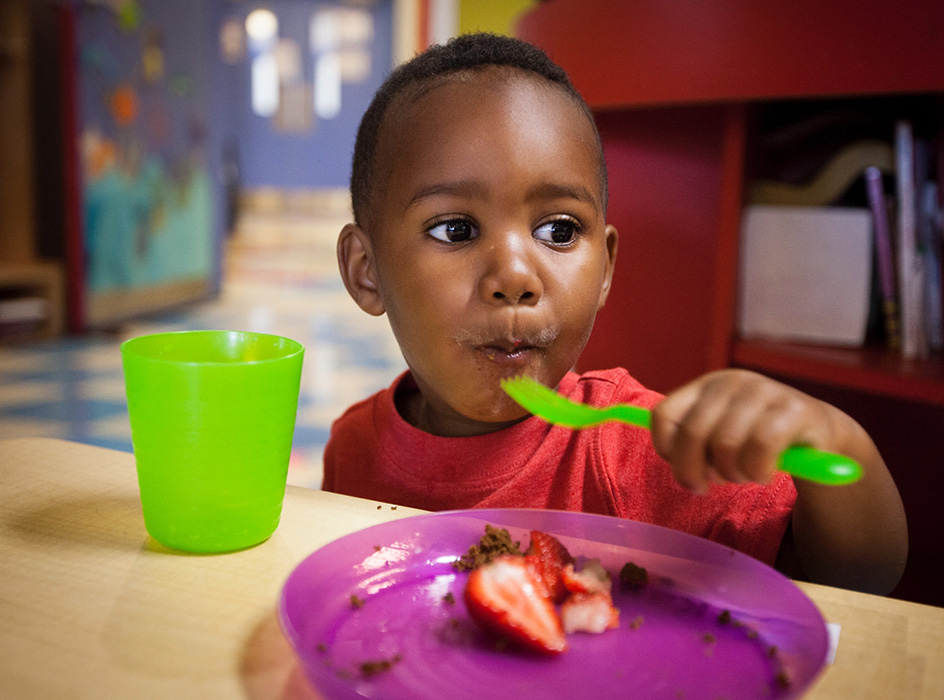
501,375,863,486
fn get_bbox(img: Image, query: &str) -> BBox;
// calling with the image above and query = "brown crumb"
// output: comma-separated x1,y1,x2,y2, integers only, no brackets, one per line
443,591,456,605
775,670,791,688
630,615,644,630
767,645,779,658
619,561,648,588
391,506,398,510
453,524,524,571
702,633,717,644
350,594,365,609
718,609,732,625
376,505,382,509
359,654,402,678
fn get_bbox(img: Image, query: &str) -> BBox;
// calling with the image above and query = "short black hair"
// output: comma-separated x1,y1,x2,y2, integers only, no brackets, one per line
350,32,608,228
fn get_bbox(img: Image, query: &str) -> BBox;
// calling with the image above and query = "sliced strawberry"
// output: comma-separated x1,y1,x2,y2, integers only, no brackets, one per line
463,554,567,654
561,558,612,596
526,531,575,603
561,592,620,634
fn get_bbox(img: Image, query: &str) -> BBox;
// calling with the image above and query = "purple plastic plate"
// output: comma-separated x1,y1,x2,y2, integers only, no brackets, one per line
279,509,827,700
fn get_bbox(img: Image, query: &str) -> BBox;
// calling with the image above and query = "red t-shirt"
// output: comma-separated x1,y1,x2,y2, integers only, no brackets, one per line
322,368,797,565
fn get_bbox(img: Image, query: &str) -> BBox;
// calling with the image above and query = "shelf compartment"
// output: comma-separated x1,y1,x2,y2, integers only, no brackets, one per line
732,338,944,406
0,261,65,341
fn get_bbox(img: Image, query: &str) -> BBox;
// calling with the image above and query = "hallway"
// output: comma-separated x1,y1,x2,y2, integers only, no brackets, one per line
0,192,406,489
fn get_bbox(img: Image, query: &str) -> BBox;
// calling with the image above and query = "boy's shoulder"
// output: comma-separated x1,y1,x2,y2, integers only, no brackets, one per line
332,371,409,425
569,367,663,409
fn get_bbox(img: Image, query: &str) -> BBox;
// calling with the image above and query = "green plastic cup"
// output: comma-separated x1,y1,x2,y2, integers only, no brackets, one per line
121,330,304,553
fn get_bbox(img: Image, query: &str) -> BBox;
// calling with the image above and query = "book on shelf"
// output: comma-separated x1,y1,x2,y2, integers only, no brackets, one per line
915,138,943,354
894,120,944,359
895,120,929,358
864,166,901,349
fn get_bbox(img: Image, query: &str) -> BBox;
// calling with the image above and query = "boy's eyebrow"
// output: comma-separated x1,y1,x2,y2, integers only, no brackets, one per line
406,180,488,210
525,183,599,207
406,181,599,210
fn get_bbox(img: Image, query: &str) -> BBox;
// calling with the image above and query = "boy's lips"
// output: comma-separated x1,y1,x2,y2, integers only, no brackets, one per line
454,323,560,366
473,330,559,365
478,341,537,364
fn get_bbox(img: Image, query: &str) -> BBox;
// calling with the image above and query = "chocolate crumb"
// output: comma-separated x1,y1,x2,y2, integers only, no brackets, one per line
775,670,791,688
350,594,365,609
453,524,524,571
443,591,456,605
630,615,644,630
619,561,649,588
718,609,732,625
359,654,402,678
376,505,382,510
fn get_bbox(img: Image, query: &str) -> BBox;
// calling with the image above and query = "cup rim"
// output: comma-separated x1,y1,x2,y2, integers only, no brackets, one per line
120,329,305,365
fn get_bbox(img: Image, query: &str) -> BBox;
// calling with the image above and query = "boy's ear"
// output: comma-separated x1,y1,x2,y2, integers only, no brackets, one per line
337,223,385,316
597,224,619,308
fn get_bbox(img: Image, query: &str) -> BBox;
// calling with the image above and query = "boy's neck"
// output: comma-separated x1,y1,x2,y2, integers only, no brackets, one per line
394,376,524,438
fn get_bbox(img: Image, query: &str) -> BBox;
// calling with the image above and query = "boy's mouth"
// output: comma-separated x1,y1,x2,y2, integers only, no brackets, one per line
479,340,534,363
456,324,560,365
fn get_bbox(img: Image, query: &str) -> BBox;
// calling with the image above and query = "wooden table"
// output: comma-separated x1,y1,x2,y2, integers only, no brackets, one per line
1,438,941,700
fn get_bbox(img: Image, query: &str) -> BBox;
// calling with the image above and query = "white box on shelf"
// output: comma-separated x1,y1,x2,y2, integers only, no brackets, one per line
737,205,874,346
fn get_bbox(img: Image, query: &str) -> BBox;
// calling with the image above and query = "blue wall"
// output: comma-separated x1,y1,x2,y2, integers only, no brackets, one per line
213,0,393,190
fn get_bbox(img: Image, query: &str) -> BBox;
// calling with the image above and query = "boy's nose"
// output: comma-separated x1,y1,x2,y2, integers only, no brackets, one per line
479,234,543,305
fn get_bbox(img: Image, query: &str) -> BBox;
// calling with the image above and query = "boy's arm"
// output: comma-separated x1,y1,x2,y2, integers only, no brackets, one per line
650,369,908,595
787,423,907,594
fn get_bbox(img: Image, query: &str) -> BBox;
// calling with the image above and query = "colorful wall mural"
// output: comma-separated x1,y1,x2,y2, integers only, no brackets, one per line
72,0,393,327
76,0,216,326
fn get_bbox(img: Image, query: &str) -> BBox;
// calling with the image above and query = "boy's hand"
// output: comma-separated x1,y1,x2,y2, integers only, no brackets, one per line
650,372,907,595
649,369,836,494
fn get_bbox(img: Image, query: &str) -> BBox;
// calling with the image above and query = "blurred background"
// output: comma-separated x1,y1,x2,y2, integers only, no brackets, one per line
1,0,942,607
0,0,533,486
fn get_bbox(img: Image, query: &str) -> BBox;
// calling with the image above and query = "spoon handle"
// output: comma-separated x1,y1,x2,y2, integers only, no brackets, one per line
778,446,863,485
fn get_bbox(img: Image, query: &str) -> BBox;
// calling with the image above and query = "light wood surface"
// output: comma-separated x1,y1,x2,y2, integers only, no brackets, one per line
1,438,941,700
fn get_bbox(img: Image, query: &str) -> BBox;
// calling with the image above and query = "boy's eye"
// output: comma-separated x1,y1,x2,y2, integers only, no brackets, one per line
534,219,580,245
428,219,478,243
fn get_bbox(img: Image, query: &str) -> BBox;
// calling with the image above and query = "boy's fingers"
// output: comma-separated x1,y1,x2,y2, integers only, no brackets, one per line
652,376,729,493
654,369,817,490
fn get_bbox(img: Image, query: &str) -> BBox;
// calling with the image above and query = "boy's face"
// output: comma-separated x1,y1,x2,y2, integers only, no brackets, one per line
341,69,617,436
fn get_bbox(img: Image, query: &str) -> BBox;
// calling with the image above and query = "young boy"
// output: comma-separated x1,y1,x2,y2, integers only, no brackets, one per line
325,33,907,595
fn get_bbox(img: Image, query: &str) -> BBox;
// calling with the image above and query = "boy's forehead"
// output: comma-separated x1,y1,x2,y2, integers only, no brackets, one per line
382,67,579,140
371,68,602,201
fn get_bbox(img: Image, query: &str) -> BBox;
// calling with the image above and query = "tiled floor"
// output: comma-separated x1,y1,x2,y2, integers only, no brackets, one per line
0,193,406,489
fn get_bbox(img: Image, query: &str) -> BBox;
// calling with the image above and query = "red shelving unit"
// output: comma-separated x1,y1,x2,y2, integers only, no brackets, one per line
518,0,944,607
